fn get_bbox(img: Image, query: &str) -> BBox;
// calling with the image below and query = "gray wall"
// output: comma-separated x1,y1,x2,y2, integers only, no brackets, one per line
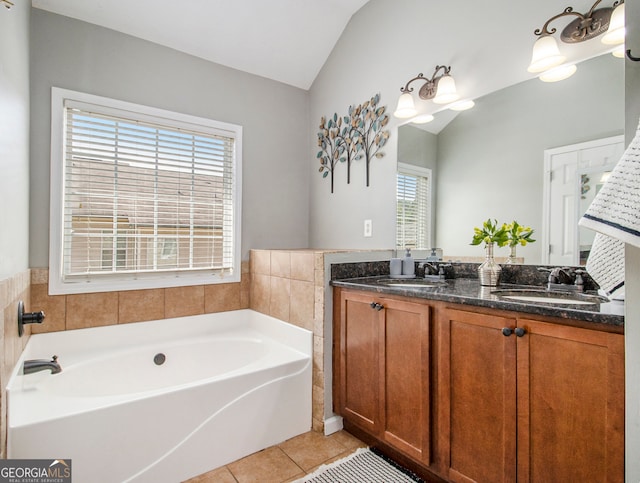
0,3,30,279
436,54,623,262
29,9,310,266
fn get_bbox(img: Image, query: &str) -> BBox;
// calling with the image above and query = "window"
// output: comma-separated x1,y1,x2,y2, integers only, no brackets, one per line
49,88,242,294
396,163,431,250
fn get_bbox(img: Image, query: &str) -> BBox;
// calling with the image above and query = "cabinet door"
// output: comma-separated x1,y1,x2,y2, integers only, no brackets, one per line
516,319,624,483
338,290,383,434
439,308,517,483
381,298,431,464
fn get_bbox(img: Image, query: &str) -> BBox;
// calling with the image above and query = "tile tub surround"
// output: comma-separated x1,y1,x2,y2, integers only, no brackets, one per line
0,269,31,459
28,262,251,333
250,249,325,432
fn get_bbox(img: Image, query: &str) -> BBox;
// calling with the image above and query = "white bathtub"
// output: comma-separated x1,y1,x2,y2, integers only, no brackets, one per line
7,309,312,483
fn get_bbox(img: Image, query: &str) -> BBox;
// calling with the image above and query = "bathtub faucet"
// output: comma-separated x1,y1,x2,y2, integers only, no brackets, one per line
23,355,62,375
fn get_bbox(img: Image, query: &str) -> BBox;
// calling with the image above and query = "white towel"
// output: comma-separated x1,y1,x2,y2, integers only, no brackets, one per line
585,233,625,299
580,119,640,247
578,118,640,299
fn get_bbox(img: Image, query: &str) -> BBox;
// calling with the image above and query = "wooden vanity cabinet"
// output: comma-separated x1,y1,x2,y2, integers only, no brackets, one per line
438,307,624,483
334,288,431,465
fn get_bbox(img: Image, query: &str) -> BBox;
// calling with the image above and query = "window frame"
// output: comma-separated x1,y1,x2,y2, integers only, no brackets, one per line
396,162,432,250
49,87,243,295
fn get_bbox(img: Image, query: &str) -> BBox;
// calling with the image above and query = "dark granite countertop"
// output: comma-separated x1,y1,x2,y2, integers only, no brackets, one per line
331,276,624,328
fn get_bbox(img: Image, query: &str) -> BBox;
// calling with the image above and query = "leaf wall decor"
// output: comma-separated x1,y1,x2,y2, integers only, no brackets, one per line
317,93,390,193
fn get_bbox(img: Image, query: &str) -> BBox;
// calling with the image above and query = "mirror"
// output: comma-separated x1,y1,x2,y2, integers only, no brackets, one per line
397,53,624,265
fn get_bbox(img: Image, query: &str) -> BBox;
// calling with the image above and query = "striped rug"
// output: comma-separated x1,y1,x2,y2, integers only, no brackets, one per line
296,447,424,483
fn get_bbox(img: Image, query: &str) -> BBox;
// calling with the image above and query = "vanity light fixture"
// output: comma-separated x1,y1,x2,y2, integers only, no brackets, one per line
394,65,469,122
527,0,624,81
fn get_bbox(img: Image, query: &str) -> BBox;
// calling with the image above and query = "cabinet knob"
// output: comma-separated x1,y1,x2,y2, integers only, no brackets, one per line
370,302,377,309
369,302,384,311
502,327,513,337
515,327,526,337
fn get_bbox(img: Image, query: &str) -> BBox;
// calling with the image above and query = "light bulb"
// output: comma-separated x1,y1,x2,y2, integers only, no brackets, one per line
539,64,577,82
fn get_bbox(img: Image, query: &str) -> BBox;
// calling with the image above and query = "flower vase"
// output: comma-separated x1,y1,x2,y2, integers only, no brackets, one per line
478,243,502,286
505,245,517,264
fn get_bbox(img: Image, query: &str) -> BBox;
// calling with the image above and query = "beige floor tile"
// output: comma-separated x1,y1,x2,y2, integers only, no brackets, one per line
278,431,349,471
227,446,303,483
183,465,237,483
301,448,358,477
328,430,369,451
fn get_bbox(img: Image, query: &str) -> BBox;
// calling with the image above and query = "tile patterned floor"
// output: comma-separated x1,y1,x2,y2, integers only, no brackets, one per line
185,430,367,483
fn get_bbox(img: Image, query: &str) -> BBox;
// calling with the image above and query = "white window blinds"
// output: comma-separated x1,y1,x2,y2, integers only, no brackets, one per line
397,164,431,249
49,89,242,294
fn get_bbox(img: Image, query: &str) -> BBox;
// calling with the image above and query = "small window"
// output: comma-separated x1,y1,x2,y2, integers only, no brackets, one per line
49,88,242,294
396,163,431,250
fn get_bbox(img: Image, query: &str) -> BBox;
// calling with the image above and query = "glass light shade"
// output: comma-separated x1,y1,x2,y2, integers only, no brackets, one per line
602,3,625,45
612,44,625,58
411,114,435,124
433,75,459,104
527,35,566,73
539,64,577,82
394,92,418,118
448,99,475,111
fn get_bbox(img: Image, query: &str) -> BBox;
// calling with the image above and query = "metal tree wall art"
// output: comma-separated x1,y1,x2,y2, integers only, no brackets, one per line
317,93,390,193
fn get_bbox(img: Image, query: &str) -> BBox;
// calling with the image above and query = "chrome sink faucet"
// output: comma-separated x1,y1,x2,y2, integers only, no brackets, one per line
23,355,62,375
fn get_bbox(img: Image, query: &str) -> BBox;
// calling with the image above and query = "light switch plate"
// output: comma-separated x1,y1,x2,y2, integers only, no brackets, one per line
364,219,372,237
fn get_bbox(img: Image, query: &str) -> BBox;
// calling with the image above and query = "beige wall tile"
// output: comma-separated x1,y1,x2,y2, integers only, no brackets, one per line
204,283,241,313
312,384,324,422
66,292,118,330
269,276,290,321
291,251,314,282
250,273,271,315
30,284,66,333
165,285,205,318
250,249,271,275
313,335,323,371
30,268,48,285
118,289,165,324
270,251,290,278
290,280,314,331
240,275,250,308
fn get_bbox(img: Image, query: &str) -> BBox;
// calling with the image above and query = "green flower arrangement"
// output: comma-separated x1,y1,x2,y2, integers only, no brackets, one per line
505,221,535,247
470,219,509,247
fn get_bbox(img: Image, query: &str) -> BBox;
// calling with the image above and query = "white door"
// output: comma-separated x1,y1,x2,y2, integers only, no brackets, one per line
542,136,624,265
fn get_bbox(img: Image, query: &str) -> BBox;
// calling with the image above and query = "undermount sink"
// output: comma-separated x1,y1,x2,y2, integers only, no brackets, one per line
380,279,446,288
491,289,608,306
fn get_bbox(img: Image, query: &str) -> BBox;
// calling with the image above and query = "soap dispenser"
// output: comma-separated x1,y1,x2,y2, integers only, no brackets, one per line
402,248,415,277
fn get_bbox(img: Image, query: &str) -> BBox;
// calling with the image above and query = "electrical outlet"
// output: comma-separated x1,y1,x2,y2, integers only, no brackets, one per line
364,219,372,237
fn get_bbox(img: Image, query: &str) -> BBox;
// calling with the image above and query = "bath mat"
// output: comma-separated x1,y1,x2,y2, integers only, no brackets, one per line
295,447,424,483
